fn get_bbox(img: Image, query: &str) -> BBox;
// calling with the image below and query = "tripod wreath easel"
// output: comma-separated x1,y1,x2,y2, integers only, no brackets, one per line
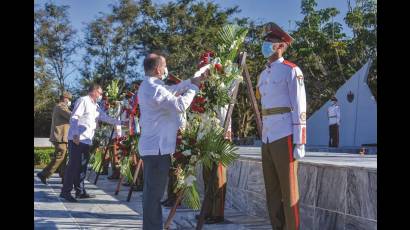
164,51,262,230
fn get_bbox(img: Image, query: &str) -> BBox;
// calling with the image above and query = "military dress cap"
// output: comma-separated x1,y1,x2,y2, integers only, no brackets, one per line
62,91,72,99
263,22,294,45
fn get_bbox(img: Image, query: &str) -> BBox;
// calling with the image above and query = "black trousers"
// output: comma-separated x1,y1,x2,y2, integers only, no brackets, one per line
141,154,171,230
61,140,91,195
329,124,339,147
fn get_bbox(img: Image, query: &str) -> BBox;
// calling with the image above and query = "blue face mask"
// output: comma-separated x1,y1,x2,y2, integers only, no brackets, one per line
261,41,276,58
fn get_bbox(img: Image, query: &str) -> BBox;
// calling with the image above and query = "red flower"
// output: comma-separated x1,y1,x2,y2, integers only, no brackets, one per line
191,104,205,113
173,151,183,160
195,96,206,104
214,63,223,72
191,104,199,112
197,107,205,113
176,136,182,145
199,83,205,90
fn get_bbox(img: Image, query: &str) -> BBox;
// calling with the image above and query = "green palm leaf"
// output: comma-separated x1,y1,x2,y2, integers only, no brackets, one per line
197,128,239,170
91,149,103,172
182,184,201,210
120,155,133,182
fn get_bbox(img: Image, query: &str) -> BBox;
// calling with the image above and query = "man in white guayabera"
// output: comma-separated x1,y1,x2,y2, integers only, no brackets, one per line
137,53,209,230
60,84,122,202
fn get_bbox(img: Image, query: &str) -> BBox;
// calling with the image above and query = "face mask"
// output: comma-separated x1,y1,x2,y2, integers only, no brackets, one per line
97,95,102,102
162,67,169,81
261,41,276,58
66,100,71,107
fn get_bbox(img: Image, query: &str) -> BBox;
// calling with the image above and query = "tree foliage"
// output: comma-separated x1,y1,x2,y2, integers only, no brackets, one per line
35,0,377,139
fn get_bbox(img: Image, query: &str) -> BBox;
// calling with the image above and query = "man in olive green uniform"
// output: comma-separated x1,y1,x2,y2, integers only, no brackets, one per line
37,92,72,184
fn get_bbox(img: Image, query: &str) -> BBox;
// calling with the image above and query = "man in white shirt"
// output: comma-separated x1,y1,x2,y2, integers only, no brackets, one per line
138,53,208,230
327,96,340,147
60,84,122,202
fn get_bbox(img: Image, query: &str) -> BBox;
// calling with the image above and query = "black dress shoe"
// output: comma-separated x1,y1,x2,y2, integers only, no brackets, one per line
59,193,77,202
37,172,47,185
205,216,224,224
75,193,96,199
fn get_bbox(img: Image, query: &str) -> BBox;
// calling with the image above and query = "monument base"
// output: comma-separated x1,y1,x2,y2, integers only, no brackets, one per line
193,147,377,230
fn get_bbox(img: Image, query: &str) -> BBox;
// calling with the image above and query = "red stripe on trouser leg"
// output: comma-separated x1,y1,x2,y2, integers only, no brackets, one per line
287,136,300,230
218,162,225,216
301,127,306,144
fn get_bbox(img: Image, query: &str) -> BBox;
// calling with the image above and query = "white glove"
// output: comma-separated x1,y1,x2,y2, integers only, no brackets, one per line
293,144,305,160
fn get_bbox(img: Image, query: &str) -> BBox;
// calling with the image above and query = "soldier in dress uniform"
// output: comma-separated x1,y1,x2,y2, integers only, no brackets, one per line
255,22,307,230
327,96,340,147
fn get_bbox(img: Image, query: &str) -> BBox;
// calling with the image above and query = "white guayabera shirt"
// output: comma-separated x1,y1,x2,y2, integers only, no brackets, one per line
138,76,199,156
68,95,122,145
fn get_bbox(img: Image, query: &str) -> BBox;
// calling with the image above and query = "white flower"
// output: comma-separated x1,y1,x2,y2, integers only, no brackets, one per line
184,175,196,186
189,155,197,164
219,82,226,90
182,149,192,156
197,131,205,141
229,40,237,50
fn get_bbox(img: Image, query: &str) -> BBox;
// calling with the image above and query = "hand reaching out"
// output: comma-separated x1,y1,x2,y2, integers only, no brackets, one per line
191,69,210,87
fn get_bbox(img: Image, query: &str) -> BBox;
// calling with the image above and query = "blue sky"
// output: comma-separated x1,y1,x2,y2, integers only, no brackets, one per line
35,0,355,89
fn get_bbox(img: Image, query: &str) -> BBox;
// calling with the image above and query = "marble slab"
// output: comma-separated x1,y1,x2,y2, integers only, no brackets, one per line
299,205,314,230
298,164,318,206
345,215,377,230
347,169,377,220
315,166,347,213
314,208,345,230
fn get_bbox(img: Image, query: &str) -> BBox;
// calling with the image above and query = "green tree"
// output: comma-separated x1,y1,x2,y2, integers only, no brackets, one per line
80,0,142,92
345,0,377,98
133,0,240,79
34,2,77,136
287,0,355,117
34,2,78,95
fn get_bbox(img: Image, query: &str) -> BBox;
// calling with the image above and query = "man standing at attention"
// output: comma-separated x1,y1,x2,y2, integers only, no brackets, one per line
327,96,340,147
138,53,208,230
256,22,307,230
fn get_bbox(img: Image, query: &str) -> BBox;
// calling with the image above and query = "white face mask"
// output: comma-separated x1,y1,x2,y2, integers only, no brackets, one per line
66,100,71,107
97,95,102,102
162,67,169,80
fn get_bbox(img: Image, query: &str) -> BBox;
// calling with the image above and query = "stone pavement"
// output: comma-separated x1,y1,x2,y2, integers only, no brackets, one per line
34,168,271,229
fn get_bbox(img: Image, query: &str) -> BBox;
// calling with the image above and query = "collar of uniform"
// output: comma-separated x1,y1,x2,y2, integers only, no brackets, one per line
266,57,284,68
